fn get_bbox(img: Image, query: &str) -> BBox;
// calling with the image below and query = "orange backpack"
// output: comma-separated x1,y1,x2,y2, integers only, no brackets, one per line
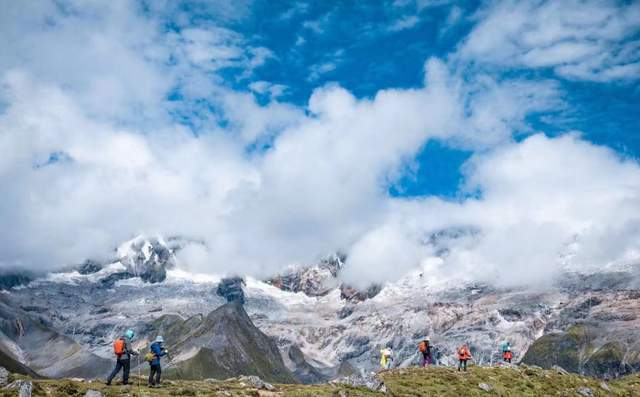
113,338,126,356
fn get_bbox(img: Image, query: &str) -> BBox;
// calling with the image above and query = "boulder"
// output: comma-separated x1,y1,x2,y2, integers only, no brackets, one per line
84,391,104,397
576,386,594,397
238,375,276,391
331,372,387,393
552,365,569,375
478,383,493,392
0,366,9,386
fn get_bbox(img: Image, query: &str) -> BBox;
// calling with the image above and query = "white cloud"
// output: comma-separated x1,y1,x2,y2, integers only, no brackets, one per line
249,81,288,99
459,0,640,82
340,134,640,288
389,15,420,32
1,0,638,293
307,62,338,81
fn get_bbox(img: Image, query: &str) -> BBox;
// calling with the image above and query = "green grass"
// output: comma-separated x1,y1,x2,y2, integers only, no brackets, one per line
2,365,640,396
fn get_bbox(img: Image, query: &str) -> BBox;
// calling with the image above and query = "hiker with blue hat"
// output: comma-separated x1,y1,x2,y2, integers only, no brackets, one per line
146,335,168,388
106,329,138,385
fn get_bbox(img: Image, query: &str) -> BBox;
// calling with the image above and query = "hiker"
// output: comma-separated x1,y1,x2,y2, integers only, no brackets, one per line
106,329,139,385
457,344,472,372
380,347,394,369
502,342,513,363
147,335,168,387
418,338,432,367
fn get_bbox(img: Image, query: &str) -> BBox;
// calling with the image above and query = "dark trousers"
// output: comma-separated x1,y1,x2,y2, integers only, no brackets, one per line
458,359,468,371
107,357,130,384
149,364,161,385
421,352,432,366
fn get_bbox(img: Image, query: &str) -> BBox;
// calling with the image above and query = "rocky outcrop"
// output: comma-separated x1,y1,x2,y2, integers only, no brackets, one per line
0,272,33,291
4,379,33,397
217,277,246,304
339,284,382,303
163,302,296,383
285,345,328,384
0,296,110,379
77,260,103,275
266,254,344,297
116,235,176,283
523,314,640,378
0,366,9,386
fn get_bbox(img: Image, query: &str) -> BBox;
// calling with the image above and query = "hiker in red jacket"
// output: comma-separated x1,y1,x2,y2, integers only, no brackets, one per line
106,329,139,385
503,349,513,363
457,344,472,372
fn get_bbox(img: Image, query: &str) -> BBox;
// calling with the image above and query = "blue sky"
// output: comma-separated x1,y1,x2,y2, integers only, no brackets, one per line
1,0,640,284
158,0,640,198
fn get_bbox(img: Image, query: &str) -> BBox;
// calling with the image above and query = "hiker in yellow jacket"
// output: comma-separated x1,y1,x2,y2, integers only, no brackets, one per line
380,347,393,369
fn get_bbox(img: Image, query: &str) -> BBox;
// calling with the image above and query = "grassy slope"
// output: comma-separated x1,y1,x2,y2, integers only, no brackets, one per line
2,366,640,396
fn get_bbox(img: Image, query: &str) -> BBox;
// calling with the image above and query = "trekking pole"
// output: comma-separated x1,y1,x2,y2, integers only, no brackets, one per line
137,355,141,396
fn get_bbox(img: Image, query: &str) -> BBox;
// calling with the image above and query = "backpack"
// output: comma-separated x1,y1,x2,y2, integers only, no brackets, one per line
113,338,126,356
418,341,427,352
144,352,155,363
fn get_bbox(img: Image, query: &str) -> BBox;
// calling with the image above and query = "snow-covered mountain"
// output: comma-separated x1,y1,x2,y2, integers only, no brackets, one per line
2,235,640,381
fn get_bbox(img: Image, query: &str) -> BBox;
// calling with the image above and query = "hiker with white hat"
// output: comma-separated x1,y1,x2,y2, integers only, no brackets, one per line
145,335,168,388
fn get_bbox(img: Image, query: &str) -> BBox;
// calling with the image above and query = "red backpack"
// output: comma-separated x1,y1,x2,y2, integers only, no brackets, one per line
113,338,126,356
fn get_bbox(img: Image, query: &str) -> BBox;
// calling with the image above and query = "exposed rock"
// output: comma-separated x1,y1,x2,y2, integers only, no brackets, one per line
0,272,33,290
523,325,591,373
600,382,611,392
523,319,640,379
266,255,343,297
84,390,103,397
238,375,275,391
77,260,103,275
498,308,523,321
216,277,246,304
163,302,296,383
552,365,569,375
0,367,8,386
478,383,493,392
576,386,594,397
116,236,175,283
284,344,329,384
339,284,382,303
337,305,355,319
0,296,110,379
331,372,386,393
4,380,33,397
100,271,135,288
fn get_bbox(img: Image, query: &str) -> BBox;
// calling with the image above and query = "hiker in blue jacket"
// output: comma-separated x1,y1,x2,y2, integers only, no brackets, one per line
148,335,168,387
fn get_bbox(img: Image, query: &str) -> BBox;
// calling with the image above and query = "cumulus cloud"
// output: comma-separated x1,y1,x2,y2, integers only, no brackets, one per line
459,0,640,82
1,0,639,292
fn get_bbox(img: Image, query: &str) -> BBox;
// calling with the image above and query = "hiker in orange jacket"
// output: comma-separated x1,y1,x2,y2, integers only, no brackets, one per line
457,344,472,372
106,329,139,385
503,349,513,363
